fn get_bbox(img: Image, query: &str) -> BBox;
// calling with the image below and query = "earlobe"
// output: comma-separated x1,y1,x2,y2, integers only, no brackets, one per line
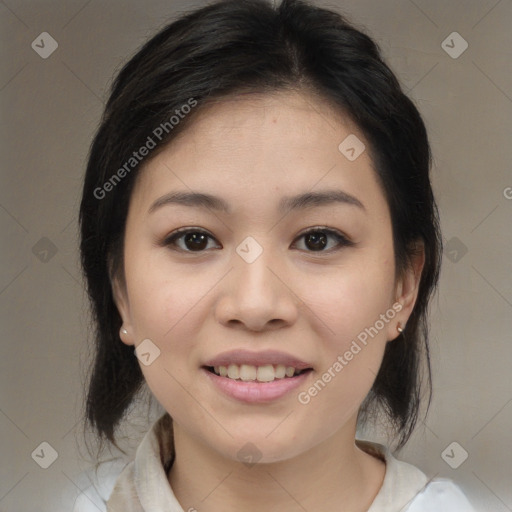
111,272,135,347
119,326,133,346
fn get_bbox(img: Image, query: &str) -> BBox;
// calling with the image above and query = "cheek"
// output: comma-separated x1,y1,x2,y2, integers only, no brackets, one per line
294,256,394,412
125,246,209,337
295,353,381,449
126,271,206,420
122,250,208,387
300,255,396,345
293,254,395,428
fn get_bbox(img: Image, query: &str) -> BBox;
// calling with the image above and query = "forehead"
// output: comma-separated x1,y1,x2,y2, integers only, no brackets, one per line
165,90,360,156
129,90,388,220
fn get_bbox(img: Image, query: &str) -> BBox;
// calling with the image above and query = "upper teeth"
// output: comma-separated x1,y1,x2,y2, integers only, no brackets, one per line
213,364,303,382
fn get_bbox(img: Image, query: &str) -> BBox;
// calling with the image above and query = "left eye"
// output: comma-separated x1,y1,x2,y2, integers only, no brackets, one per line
292,227,354,252
162,227,353,253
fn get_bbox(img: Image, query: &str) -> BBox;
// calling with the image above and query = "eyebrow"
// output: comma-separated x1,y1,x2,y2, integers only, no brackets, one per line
148,189,366,215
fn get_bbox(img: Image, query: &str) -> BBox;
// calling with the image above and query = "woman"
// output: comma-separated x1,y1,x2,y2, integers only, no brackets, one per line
75,0,477,510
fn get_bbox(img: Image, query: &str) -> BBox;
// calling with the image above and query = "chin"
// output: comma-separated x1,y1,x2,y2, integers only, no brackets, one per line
207,430,309,466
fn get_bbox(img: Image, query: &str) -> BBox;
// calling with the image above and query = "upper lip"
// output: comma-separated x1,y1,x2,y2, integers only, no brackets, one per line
203,349,313,370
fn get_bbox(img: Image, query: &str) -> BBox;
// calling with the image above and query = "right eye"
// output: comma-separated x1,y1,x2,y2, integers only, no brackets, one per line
162,228,220,252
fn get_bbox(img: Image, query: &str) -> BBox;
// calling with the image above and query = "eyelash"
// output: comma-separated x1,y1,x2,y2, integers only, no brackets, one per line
162,226,355,254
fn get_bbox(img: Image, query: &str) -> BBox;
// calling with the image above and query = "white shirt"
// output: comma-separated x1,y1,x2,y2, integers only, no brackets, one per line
73,413,477,512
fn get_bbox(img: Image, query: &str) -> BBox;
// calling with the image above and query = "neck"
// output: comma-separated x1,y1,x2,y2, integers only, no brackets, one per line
168,418,385,512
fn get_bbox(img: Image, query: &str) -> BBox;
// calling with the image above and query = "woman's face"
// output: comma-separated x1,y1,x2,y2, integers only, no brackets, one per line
113,91,423,463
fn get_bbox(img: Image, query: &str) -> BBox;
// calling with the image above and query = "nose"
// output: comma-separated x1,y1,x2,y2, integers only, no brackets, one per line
214,242,299,332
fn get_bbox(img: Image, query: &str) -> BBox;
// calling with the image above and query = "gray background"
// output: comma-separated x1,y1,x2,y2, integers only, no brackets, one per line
1,0,511,510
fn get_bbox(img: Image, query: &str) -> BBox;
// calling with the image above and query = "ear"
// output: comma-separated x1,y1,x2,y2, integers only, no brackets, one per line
387,239,425,341
109,260,135,347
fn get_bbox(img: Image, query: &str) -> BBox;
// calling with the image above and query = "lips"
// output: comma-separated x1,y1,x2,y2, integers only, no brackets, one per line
201,349,314,402
202,366,313,403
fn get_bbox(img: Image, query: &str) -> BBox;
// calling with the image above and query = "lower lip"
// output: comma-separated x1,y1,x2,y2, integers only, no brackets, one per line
201,367,313,403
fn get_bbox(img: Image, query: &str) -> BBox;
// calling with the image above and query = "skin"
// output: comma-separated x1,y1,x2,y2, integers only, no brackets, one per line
112,90,425,512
